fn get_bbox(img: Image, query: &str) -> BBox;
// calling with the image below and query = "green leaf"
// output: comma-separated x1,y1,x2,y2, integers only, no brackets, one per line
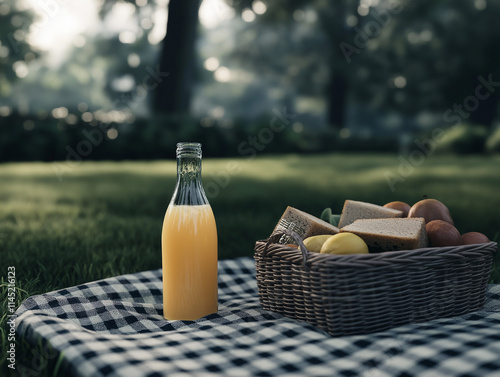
320,208,341,227
320,208,332,223
330,214,341,227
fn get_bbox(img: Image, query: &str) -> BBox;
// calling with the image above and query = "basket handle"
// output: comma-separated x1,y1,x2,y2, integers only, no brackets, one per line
265,229,311,271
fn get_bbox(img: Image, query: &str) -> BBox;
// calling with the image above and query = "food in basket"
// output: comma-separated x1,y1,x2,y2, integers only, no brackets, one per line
320,233,369,255
303,235,334,253
426,220,461,247
408,198,454,225
275,198,489,251
461,231,489,245
255,219,497,337
339,217,428,252
383,201,411,217
271,206,339,244
254,227,497,337
338,200,403,228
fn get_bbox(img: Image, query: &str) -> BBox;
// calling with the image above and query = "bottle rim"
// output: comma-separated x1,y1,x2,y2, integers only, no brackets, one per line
177,142,201,149
176,142,202,158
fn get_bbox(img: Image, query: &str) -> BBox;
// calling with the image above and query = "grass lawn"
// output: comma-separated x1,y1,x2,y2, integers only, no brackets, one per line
1,152,499,375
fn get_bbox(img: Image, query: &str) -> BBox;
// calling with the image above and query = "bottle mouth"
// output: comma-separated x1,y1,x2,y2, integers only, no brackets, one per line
176,142,202,158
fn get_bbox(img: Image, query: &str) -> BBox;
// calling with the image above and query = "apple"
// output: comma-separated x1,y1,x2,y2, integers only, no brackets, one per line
461,232,489,245
383,201,411,217
426,220,461,247
408,199,454,225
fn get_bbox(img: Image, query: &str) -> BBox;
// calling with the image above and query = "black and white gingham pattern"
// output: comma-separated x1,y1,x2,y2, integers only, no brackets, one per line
16,258,500,377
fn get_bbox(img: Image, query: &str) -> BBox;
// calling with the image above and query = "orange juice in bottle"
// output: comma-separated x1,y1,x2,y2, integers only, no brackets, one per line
162,142,218,320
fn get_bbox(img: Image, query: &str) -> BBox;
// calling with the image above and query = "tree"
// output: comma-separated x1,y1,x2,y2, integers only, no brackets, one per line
101,0,202,115
356,0,500,129
153,0,201,114
231,0,500,130
229,0,366,129
0,0,38,102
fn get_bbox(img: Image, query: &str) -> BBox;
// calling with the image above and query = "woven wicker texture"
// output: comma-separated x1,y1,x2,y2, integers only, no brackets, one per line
254,231,497,337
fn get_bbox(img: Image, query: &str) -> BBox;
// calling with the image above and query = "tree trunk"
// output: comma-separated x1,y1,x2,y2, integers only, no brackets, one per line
321,2,350,130
152,0,201,114
326,72,348,129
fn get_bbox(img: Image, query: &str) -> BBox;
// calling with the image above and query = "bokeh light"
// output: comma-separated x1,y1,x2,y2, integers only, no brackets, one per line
82,112,93,122
252,1,267,15
0,106,12,117
394,76,407,89
204,57,220,71
212,106,225,118
357,5,369,16
242,9,256,22
475,0,486,10
106,128,119,140
119,31,137,44
214,66,231,82
65,114,79,125
77,102,89,113
13,61,29,78
52,107,69,119
23,120,35,131
127,53,141,68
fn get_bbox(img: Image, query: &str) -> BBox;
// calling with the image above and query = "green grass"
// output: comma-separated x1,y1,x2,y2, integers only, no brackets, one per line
1,153,500,375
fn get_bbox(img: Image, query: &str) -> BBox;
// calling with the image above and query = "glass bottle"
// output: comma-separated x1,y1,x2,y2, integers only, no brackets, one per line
161,142,218,320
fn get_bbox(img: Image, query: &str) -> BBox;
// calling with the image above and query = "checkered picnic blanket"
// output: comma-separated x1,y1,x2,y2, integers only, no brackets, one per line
15,257,500,377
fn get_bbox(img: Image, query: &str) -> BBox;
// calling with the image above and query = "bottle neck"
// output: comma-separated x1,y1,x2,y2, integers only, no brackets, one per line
171,144,208,206
177,155,202,182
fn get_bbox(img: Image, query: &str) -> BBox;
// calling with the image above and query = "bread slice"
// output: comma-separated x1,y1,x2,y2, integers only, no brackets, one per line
338,200,403,228
340,217,428,252
271,206,339,244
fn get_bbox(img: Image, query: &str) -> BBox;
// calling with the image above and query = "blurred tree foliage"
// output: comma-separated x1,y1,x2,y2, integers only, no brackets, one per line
230,0,500,129
359,0,500,129
1,0,500,162
0,0,38,100
100,0,201,115
230,0,359,129
3,0,499,128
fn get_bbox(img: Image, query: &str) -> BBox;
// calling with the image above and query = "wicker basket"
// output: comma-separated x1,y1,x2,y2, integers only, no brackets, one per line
254,230,498,337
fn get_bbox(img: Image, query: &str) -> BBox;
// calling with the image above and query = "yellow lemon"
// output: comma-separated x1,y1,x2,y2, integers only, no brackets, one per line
303,235,334,253
320,232,368,255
